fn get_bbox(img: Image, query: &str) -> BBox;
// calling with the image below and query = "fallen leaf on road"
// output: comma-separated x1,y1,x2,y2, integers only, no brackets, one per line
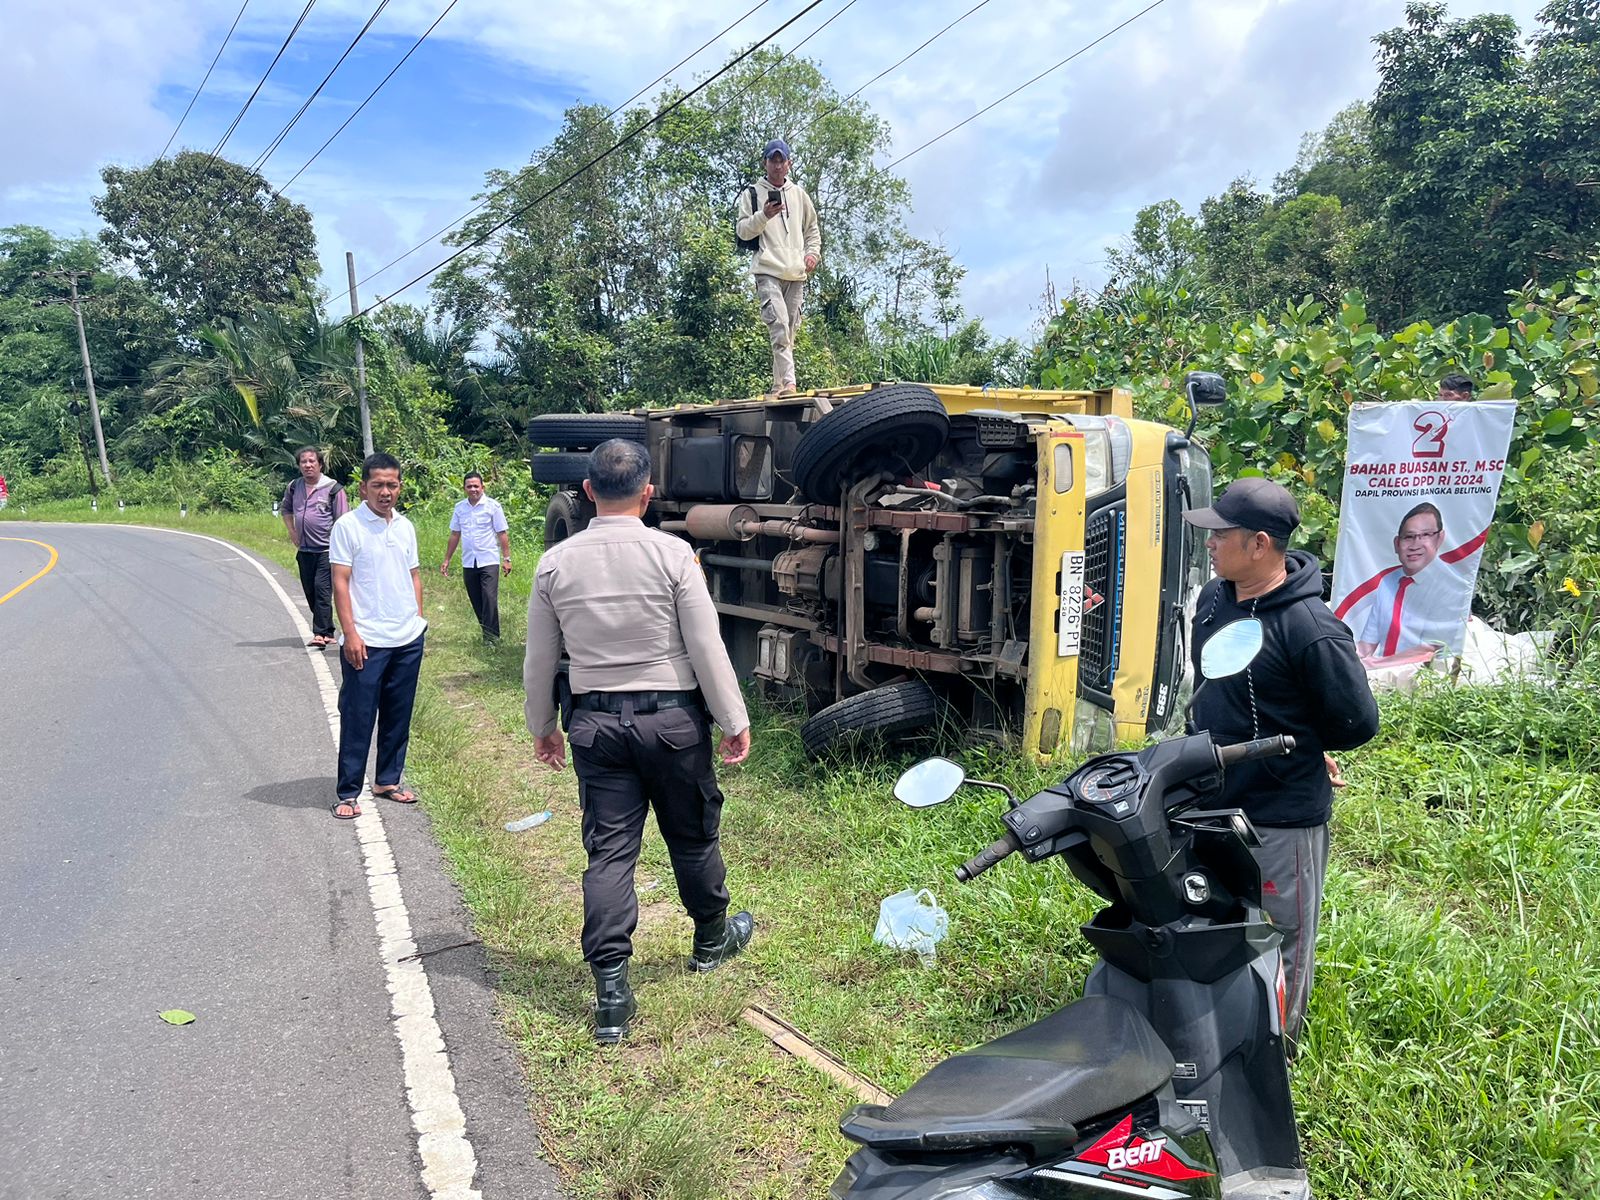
159,1009,196,1026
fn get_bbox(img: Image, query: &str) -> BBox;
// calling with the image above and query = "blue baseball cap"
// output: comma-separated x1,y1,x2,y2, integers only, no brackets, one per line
762,139,791,161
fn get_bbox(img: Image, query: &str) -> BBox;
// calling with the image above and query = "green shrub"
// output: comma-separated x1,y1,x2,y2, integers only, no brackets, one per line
6,454,92,505
1034,264,1600,631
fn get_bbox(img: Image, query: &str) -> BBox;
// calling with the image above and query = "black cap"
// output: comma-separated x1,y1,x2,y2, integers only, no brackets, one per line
1183,477,1300,538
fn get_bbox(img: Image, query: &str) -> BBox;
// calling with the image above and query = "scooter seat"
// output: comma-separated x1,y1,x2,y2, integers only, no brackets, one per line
840,995,1173,1158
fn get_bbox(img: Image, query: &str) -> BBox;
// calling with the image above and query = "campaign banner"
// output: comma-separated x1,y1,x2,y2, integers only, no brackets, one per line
1331,399,1516,662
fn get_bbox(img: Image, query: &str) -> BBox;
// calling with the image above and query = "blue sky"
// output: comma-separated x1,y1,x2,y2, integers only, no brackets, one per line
1,0,1549,339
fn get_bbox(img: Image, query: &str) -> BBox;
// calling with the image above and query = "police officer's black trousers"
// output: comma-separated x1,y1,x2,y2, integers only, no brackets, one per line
567,704,731,965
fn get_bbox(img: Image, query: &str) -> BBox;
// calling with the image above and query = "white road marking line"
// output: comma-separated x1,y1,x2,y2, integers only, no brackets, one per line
106,525,482,1199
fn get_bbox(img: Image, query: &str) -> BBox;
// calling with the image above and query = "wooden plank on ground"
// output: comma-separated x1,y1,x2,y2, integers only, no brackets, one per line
742,1004,893,1106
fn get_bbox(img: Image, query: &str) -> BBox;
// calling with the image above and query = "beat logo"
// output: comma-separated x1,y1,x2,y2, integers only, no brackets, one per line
1078,1114,1213,1182
1107,1137,1167,1171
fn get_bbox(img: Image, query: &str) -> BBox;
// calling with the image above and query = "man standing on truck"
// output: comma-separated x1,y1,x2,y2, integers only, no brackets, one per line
1184,478,1379,1046
524,439,755,1044
735,138,821,396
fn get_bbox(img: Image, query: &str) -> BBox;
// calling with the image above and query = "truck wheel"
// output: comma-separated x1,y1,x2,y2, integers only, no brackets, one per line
544,491,586,546
799,679,944,759
531,452,591,485
792,384,949,503
528,413,647,449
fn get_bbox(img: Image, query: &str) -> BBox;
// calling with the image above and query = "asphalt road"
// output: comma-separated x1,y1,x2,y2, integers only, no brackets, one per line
0,524,562,1200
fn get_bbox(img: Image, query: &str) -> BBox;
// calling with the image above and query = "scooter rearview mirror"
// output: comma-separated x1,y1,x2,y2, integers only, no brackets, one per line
1199,617,1264,680
894,757,966,808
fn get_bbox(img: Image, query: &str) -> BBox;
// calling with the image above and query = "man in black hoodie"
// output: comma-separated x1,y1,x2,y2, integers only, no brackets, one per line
1185,478,1379,1044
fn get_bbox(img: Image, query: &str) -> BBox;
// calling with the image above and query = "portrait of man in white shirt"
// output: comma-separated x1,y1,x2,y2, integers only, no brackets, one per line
1356,501,1472,661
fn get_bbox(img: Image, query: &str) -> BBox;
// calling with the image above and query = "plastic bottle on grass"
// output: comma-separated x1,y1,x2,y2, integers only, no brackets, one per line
505,811,552,833
873,888,948,966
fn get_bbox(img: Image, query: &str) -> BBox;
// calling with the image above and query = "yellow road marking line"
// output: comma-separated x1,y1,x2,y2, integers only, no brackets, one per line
0,537,59,606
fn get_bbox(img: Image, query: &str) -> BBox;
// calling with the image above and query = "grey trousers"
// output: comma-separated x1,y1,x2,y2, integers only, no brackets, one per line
754,274,805,389
1251,822,1330,1046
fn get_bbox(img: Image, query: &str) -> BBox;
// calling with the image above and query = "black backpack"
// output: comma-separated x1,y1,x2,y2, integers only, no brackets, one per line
735,185,761,253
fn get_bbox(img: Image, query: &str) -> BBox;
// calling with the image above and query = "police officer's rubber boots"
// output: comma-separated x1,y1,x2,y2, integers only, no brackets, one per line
591,960,637,1044
688,910,755,972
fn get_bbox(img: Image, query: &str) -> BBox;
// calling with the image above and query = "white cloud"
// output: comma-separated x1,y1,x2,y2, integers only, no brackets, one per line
1,0,1558,337
0,1,203,188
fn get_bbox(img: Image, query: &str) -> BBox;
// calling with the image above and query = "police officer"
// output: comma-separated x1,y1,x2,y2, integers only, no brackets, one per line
524,439,754,1044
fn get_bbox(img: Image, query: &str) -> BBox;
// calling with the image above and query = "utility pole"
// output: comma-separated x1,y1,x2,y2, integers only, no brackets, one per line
35,271,113,487
67,400,98,496
346,251,374,456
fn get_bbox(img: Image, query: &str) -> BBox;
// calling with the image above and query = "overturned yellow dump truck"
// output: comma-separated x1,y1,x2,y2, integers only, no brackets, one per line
530,376,1223,762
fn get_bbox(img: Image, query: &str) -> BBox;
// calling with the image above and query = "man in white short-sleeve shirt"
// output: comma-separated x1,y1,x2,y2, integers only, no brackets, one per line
440,470,511,643
327,453,427,820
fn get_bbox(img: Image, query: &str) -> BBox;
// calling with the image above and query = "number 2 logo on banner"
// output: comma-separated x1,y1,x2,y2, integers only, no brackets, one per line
1411,409,1451,459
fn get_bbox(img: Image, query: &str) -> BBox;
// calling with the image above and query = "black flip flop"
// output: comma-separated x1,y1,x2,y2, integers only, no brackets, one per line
331,799,362,820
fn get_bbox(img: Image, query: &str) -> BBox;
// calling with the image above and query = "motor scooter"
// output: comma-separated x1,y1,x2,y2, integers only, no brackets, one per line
832,618,1312,1200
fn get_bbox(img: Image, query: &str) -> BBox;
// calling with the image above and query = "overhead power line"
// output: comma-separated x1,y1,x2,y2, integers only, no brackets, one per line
211,0,319,159
704,0,861,120
251,0,392,175
885,0,1168,171
356,0,829,318
606,0,775,121
277,0,462,193
158,0,253,160
790,0,995,145
354,0,789,293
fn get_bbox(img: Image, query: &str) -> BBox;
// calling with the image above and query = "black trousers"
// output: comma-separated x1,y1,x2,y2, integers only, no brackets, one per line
567,703,730,965
296,548,334,639
462,564,501,641
336,633,425,800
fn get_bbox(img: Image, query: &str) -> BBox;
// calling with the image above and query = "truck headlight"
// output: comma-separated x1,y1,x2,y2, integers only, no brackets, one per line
1071,698,1116,754
1073,416,1133,497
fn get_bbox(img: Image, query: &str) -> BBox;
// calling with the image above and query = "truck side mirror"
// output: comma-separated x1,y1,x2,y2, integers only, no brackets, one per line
1184,371,1226,407
1183,371,1227,438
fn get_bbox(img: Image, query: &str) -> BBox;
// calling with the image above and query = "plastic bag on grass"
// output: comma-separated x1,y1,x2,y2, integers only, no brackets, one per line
873,888,948,966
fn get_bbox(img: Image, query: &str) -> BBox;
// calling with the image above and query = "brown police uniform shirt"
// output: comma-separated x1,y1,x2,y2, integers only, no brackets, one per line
523,515,749,739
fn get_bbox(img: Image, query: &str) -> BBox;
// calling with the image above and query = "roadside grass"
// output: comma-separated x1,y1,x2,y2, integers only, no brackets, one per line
14,497,1598,1197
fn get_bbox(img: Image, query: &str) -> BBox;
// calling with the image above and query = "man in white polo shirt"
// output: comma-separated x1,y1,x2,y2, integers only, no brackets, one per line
327,452,428,820
439,470,511,643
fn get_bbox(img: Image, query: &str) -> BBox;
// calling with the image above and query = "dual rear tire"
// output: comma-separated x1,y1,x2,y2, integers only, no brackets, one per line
799,679,943,759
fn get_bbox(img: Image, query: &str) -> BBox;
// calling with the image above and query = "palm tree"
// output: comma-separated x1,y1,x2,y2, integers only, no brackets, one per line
140,308,365,476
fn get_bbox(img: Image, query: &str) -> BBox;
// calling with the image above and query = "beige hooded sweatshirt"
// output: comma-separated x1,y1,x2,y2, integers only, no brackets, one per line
735,177,822,283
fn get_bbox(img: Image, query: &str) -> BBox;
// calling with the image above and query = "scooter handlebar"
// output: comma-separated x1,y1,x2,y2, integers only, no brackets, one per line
1218,734,1296,766
956,830,1023,882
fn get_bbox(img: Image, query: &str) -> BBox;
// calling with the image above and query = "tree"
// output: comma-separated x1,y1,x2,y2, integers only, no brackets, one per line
1258,194,1350,309
1105,200,1203,288
131,307,362,473
1198,182,1272,313
1274,103,1375,208
94,151,318,335
1364,1,1600,320
0,226,174,476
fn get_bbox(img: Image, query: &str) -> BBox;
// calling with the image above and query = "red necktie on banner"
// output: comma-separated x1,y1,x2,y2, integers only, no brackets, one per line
1382,576,1414,657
